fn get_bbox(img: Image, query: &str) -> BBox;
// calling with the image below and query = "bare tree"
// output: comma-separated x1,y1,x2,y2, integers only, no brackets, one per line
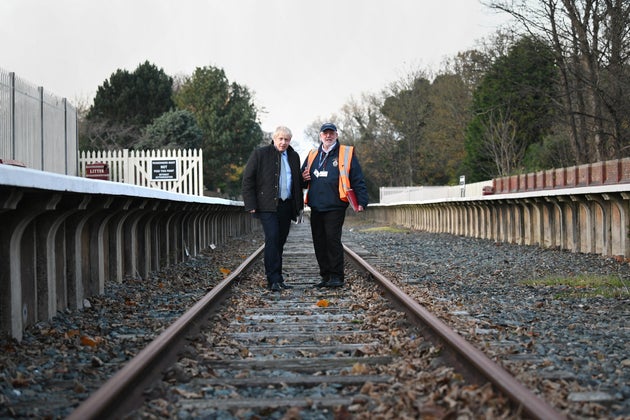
339,94,405,191
486,0,630,163
480,109,524,177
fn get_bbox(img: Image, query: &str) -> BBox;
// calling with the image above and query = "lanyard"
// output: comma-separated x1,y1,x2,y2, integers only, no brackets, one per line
318,152,328,170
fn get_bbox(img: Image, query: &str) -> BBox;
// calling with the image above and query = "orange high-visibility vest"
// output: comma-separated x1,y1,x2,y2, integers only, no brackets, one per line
304,145,353,204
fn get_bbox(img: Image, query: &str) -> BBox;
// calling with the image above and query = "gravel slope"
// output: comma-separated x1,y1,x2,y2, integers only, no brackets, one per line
342,218,630,419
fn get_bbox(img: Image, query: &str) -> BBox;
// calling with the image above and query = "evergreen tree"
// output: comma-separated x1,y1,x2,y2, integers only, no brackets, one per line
464,36,556,181
138,109,203,150
84,61,174,150
174,66,263,197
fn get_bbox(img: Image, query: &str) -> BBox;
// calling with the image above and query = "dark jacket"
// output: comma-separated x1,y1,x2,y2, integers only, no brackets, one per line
301,140,369,212
242,142,304,220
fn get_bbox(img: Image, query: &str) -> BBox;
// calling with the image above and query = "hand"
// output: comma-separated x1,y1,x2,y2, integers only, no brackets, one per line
302,169,311,181
249,209,256,213
357,205,364,212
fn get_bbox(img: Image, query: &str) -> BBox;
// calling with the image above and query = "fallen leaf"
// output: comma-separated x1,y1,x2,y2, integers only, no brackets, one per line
80,335,102,347
316,299,330,307
11,372,29,387
351,362,369,374
66,329,80,338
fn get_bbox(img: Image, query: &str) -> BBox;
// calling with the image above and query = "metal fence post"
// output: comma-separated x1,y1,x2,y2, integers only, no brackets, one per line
10,72,15,160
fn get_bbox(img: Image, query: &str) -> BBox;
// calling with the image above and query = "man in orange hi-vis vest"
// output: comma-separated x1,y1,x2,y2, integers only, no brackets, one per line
301,122,368,289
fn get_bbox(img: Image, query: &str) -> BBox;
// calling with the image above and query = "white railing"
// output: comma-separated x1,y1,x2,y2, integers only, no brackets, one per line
79,148,204,196
379,180,494,204
0,67,78,175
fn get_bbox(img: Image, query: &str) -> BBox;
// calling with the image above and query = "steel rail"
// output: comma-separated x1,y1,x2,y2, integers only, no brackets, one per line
344,244,567,420
69,241,566,420
66,244,264,420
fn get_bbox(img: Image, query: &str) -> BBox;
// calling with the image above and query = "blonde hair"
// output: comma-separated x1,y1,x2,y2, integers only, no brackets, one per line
273,126,292,139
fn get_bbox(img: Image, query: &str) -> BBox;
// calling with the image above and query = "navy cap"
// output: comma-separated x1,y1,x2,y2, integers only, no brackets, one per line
320,123,337,132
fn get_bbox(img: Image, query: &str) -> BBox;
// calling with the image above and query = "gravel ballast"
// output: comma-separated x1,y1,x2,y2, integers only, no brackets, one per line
343,219,630,419
0,218,628,419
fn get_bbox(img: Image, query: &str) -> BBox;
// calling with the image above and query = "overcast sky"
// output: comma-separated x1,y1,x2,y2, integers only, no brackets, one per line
2,0,508,157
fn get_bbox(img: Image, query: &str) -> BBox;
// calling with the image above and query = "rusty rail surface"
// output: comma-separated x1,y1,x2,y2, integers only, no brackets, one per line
66,245,264,420
68,229,565,419
345,245,565,420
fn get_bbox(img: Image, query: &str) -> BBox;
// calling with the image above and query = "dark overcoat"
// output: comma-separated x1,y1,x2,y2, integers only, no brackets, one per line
242,142,304,220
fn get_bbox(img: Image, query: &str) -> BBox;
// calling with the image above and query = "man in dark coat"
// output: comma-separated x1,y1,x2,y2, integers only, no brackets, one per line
301,122,368,289
242,126,304,292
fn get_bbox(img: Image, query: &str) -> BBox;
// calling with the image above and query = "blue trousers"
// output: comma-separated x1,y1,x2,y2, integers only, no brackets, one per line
257,200,293,285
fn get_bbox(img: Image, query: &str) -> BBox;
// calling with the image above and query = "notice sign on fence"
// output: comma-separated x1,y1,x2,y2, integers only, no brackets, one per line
151,159,178,180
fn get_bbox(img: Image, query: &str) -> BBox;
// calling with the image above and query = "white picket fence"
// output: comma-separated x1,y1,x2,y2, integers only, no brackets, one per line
78,148,204,196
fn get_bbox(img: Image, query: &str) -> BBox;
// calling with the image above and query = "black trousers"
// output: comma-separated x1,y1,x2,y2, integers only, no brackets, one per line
310,208,346,280
257,200,293,284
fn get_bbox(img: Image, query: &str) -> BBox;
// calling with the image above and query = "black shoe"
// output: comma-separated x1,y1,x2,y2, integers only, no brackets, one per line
315,278,329,288
327,277,344,288
270,282,281,292
278,282,293,289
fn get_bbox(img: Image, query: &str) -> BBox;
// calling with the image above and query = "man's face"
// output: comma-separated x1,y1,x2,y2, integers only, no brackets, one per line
273,133,291,152
319,129,338,148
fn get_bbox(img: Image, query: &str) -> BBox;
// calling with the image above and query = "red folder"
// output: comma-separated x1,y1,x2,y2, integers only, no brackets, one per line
346,189,359,212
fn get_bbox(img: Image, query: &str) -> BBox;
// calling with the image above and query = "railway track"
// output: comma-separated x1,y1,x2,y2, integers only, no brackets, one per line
68,220,566,419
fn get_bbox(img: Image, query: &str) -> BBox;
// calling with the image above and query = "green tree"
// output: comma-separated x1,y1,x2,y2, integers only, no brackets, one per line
84,61,174,150
381,77,432,185
137,109,203,150
174,66,262,197
489,0,630,163
464,36,557,181
88,61,173,125
379,72,472,186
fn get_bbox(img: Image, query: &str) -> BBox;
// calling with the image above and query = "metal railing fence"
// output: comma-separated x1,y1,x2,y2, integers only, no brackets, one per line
0,67,78,175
